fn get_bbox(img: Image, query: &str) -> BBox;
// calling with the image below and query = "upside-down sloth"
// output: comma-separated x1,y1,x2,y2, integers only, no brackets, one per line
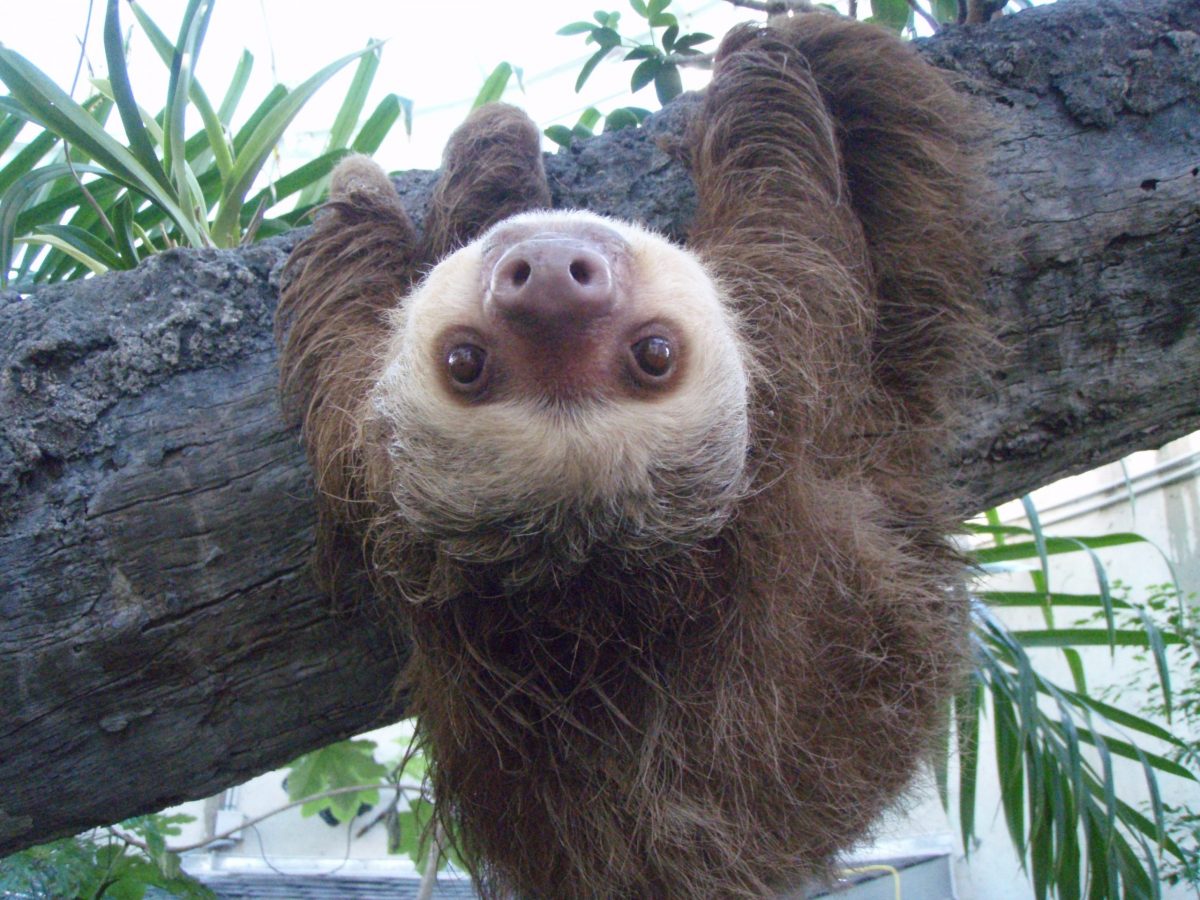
277,13,987,899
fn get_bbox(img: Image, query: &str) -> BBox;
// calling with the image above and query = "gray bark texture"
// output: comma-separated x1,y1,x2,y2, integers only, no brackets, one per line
2,0,1198,856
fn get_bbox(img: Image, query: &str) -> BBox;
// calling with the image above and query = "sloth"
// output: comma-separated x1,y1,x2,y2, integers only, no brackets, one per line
277,13,987,899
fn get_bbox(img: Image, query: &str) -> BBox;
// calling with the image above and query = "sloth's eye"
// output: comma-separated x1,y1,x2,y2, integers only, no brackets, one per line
447,344,487,385
631,336,673,378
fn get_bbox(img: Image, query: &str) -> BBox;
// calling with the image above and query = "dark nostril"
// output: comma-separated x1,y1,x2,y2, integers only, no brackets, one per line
510,260,531,287
569,258,593,285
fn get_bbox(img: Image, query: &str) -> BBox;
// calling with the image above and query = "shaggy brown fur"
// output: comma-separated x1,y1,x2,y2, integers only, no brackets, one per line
278,13,987,899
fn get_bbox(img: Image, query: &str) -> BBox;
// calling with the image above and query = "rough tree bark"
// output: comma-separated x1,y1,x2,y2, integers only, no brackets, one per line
1,0,1197,856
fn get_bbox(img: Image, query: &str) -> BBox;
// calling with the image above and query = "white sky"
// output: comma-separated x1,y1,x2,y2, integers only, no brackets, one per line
5,0,752,172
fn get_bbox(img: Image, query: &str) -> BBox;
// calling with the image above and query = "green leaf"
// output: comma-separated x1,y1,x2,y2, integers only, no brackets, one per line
328,41,383,151
1062,647,1087,694
128,1,233,182
629,0,649,15
557,21,597,36
163,0,217,238
0,48,205,246
976,590,1131,610
647,0,671,16
623,46,659,61
1,163,107,286
1091,730,1120,845
1060,688,1181,744
16,232,109,275
1110,794,1187,861
1029,749,1053,899
661,24,680,52
653,63,683,104
0,110,25,159
933,718,950,810
649,12,678,28
13,166,124,242
956,673,983,853
37,223,127,270
218,51,254,125
296,41,386,209
544,124,574,148
1132,604,1173,718
971,532,1149,564
1012,628,1182,649
575,46,611,93
103,0,171,194
933,0,960,20
604,107,650,131
0,127,59,199
673,32,713,51
291,37,381,211
631,58,661,93
89,76,164,144
244,149,354,217
473,62,514,110
0,95,37,123
111,194,142,267
285,739,389,824
352,94,406,153
577,107,603,133
592,27,623,50
1071,727,1195,781
211,41,382,247
868,0,911,31
992,678,1026,852
1020,494,1052,594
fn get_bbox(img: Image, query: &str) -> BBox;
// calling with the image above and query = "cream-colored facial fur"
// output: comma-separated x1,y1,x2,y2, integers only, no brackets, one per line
364,210,751,583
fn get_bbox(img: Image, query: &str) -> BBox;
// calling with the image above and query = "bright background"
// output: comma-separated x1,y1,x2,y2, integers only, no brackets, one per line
4,0,750,172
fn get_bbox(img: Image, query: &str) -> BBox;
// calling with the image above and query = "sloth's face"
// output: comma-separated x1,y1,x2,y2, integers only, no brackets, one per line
365,212,750,563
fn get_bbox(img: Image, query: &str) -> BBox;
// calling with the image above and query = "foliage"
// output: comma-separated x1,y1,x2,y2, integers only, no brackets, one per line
0,814,211,899
0,0,408,288
282,735,465,873
865,0,917,32
958,507,1198,899
545,104,654,149
1092,582,1200,889
284,738,389,824
547,0,711,147
472,61,525,110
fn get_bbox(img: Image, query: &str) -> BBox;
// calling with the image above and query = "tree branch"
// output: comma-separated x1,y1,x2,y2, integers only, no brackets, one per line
907,0,943,32
2,0,1198,856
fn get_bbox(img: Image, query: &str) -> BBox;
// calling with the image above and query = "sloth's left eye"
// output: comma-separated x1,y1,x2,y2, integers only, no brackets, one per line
631,336,673,378
447,344,487,385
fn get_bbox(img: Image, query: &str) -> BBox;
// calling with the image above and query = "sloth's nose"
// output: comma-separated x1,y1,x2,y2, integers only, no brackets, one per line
488,236,617,328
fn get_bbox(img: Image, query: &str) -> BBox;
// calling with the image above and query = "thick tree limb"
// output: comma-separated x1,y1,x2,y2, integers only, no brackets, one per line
1,0,1197,855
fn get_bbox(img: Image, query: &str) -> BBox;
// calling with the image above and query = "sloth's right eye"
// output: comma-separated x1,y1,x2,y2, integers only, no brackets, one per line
631,335,673,378
446,344,487,386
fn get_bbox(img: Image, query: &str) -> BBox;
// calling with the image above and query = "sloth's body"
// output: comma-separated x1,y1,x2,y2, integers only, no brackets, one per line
278,14,987,899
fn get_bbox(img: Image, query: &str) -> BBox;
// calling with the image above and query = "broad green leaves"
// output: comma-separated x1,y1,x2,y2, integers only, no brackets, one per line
285,739,389,824
551,1,712,147
0,814,212,899
544,105,651,149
